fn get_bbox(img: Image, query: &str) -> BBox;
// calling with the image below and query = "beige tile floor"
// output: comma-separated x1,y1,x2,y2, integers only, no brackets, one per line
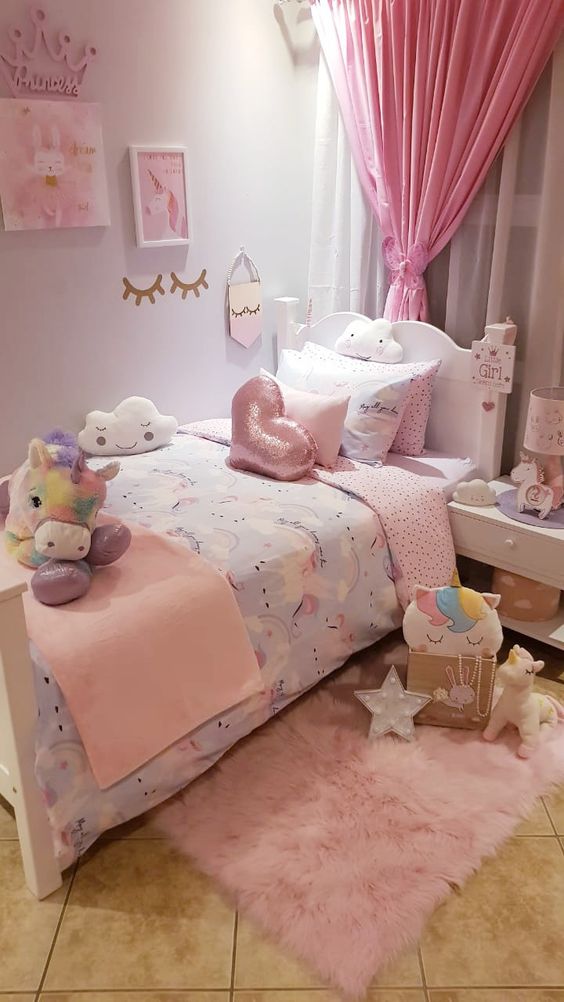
2,634,564,1002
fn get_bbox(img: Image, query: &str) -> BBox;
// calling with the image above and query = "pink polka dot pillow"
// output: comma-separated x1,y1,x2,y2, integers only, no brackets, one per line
301,342,441,457
276,348,412,465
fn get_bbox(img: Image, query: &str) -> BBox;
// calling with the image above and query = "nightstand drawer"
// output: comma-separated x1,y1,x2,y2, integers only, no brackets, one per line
448,509,563,588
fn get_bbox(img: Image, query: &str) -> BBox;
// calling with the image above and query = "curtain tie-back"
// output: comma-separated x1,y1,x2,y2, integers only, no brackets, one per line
382,237,429,292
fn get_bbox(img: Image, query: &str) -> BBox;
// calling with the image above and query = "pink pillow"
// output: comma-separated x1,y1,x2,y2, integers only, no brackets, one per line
301,342,441,457
261,369,349,468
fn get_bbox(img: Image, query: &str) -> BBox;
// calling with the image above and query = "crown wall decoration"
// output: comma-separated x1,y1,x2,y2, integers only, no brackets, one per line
0,6,96,99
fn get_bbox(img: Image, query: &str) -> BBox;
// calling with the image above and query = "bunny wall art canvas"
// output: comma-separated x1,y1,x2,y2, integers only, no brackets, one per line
0,98,110,230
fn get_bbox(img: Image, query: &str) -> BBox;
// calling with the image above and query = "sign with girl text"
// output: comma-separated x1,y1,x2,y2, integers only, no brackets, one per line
471,340,516,394
129,146,189,248
0,98,110,230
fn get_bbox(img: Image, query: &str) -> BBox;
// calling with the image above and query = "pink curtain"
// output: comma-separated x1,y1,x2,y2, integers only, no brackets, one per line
312,0,564,321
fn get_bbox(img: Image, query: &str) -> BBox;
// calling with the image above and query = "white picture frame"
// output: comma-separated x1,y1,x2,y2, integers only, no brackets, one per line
129,145,190,248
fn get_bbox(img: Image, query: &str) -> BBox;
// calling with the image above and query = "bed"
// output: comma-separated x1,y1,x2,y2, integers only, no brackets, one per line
0,304,509,898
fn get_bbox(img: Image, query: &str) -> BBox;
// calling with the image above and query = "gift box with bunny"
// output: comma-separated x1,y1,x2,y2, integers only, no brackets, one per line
403,571,503,730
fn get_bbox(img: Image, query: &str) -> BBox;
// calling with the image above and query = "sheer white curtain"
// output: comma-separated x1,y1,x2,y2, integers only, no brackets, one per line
307,54,387,321
308,41,564,472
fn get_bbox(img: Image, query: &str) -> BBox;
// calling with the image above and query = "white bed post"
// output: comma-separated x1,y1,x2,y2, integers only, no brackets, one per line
477,391,507,482
275,296,300,360
0,574,62,898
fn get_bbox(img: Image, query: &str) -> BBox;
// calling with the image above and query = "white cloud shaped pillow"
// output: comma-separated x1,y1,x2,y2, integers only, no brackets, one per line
78,397,178,456
335,318,404,363
452,479,497,506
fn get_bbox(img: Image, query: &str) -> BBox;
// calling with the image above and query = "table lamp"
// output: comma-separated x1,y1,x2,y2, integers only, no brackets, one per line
523,387,564,500
507,387,564,522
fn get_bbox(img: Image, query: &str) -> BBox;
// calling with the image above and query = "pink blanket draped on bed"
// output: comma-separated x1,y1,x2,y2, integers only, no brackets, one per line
0,517,265,789
181,419,456,607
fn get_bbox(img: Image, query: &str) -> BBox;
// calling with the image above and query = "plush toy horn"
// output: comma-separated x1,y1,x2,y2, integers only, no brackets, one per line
70,449,88,484
450,569,461,587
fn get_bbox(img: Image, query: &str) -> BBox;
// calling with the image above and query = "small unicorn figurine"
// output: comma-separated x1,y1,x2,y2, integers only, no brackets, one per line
511,452,555,520
483,644,564,757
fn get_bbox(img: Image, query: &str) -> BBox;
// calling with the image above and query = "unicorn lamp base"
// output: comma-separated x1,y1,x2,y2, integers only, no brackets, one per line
508,452,563,523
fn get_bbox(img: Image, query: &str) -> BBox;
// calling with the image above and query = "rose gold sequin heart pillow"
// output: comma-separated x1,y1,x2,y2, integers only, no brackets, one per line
230,375,316,481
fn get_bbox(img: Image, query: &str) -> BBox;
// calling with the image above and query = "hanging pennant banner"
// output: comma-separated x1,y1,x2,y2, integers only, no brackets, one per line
227,248,262,348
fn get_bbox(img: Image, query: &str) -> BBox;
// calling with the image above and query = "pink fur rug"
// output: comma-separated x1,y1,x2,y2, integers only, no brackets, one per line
156,649,564,997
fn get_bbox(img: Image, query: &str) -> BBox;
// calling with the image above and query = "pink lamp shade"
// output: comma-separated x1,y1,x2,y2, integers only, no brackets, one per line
523,387,564,456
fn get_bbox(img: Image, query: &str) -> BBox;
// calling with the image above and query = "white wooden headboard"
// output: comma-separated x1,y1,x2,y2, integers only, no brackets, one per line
274,297,508,482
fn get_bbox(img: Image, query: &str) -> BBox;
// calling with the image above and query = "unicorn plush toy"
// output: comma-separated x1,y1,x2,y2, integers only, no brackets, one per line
483,645,564,757
0,431,131,605
402,573,503,658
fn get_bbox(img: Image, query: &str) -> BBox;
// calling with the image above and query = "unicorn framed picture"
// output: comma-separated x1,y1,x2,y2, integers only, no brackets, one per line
129,146,189,248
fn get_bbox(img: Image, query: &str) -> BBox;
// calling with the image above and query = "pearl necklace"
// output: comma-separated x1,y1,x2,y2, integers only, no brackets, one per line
457,654,496,718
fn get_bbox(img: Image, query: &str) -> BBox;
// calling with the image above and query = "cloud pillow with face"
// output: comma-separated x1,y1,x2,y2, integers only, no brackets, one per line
452,479,497,507
78,397,178,456
335,318,404,363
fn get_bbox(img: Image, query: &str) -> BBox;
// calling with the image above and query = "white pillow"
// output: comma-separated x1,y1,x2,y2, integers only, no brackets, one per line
260,369,349,468
275,350,412,465
335,318,403,363
78,397,178,456
301,342,441,457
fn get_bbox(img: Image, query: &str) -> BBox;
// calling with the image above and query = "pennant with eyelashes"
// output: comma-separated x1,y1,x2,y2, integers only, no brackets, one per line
228,278,262,347
227,247,262,348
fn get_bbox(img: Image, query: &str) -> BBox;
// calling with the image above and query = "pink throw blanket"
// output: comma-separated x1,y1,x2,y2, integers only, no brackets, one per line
181,419,456,607
0,518,264,789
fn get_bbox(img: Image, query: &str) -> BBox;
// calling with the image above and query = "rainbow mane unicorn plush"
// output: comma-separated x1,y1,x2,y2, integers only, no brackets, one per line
402,573,503,658
0,431,131,605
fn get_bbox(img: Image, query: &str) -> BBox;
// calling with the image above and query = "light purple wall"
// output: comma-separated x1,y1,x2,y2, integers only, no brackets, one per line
0,0,319,471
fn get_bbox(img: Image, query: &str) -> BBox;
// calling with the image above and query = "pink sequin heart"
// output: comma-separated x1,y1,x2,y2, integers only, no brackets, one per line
230,375,316,481
482,400,496,412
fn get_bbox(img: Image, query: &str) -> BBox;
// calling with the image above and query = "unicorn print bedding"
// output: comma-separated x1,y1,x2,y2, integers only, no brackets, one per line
29,431,454,867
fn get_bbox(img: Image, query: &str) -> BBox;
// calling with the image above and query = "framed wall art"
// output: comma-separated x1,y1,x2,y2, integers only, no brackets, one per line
129,146,189,248
0,98,110,230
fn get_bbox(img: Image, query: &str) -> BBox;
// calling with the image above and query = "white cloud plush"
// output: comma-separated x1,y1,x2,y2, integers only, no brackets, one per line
452,479,497,506
78,397,178,456
335,318,404,363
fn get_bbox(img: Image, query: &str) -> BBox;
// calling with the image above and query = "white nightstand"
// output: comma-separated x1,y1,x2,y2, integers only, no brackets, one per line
448,478,564,651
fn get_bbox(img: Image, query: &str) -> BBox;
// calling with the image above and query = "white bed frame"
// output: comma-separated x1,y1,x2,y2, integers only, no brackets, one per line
275,299,508,482
0,303,509,899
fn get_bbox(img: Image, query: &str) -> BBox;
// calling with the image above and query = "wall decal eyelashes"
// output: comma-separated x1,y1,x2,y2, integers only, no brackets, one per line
122,270,209,305
122,274,165,306
170,268,209,300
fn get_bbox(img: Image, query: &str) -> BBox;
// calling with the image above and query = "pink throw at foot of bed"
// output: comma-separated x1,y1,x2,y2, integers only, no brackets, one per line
0,515,265,789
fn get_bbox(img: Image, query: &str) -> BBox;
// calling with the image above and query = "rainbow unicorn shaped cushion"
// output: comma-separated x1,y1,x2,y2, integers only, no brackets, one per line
403,575,503,657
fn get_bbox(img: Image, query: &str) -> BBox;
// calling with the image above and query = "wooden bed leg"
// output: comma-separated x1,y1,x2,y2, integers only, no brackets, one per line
0,576,62,898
